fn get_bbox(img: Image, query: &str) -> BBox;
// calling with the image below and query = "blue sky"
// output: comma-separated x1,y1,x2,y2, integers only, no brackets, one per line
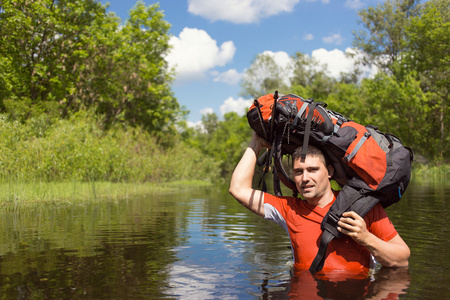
102,0,382,126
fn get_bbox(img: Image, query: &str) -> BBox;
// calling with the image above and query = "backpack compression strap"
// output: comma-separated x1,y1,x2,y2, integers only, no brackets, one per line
300,101,320,159
271,100,331,197
273,133,298,195
309,185,380,274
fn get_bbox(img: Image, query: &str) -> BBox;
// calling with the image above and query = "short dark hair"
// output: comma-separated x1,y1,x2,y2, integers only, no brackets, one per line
292,145,329,167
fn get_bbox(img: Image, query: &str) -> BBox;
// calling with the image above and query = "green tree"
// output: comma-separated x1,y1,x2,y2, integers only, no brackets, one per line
184,112,251,178
240,51,336,101
202,112,219,135
403,0,449,160
290,52,336,101
0,0,182,137
82,1,182,136
0,0,96,119
240,53,290,98
324,82,369,124
359,72,431,156
352,0,449,161
353,0,420,74
208,112,252,177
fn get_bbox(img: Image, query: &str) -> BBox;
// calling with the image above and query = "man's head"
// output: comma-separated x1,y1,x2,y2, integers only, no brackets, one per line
292,145,334,206
292,145,330,168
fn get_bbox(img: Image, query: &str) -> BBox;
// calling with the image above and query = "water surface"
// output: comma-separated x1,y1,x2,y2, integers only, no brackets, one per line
0,183,448,299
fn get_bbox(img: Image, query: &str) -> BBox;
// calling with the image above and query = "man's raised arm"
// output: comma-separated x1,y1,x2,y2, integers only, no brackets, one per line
229,132,268,217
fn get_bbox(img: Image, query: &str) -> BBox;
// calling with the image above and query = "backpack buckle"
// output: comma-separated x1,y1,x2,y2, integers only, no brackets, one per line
328,210,340,225
323,210,341,238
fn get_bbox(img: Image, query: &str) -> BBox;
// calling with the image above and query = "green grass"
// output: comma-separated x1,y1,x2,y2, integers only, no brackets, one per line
410,163,450,183
0,180,213,206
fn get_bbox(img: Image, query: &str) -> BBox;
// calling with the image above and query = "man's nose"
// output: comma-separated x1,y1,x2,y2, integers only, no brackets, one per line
302,171,310,182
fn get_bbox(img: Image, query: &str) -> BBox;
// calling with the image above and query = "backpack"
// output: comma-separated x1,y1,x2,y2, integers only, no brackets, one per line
247,92,414,273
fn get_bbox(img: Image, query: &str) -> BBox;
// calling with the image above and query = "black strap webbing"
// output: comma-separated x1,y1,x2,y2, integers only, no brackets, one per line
309,186,379,274
253,99,268,141
272,164,282,197
301,102,319,159
309,230,335,273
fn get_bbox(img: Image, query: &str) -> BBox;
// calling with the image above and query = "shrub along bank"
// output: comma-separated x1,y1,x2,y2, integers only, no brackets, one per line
0,112,220,184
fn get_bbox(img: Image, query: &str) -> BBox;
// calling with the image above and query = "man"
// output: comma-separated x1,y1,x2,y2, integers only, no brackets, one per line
229,132,410,272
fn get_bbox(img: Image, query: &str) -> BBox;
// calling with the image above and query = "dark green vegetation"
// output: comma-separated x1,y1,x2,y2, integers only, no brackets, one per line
0,0,448,192
0,111,219,184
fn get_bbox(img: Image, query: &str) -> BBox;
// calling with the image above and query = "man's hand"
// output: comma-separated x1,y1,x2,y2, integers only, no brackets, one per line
250,131,271,149
337,211,410,267
337,211,371,245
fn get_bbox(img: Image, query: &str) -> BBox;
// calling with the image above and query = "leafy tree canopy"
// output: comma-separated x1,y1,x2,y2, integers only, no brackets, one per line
0,0,184,137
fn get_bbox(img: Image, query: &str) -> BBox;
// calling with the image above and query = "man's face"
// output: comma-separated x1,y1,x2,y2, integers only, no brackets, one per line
293,155,332,203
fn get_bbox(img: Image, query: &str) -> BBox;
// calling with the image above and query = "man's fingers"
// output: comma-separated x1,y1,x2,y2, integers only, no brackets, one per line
337,226,354,237
338,220,354,232
339,216,359,227
338,217,363,234
342,211,359,219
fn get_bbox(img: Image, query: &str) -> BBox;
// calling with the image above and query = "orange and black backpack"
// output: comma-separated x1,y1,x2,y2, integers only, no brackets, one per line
247,92,414,273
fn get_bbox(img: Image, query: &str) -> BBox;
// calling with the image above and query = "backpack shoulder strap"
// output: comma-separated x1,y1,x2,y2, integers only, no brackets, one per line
309,229,335,274
309,186,380,274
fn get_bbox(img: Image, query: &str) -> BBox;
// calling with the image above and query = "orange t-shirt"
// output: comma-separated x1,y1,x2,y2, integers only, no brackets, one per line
264,191,398,271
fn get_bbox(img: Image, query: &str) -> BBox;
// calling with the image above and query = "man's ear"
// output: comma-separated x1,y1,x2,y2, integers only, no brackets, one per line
327,165,334,178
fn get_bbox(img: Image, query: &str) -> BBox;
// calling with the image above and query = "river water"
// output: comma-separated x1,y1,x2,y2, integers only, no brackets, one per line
0,182,448,299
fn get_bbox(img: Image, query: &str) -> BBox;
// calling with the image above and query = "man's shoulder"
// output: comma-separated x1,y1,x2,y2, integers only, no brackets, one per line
364,202,389,223
264,192,299,204
264,193,308,213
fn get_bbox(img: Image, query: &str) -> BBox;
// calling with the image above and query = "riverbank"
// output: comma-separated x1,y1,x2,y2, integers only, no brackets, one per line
0,180,213,206
411,162,450,182
1,162,448,205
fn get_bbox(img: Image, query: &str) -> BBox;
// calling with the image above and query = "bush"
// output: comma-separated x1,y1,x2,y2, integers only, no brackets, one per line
0,112,220,183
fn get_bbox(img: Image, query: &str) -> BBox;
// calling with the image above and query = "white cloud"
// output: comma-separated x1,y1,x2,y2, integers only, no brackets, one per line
187,120,203,129
303,33,314,41
200,107,214,115
306,0,330,3
166,28,236,83
263,51,292,68
241,48,377,94
213,69,243,85
261,50,293,86
187,0,300,24
220,97,253,116
311,47,378,79
345,0,366,10
240,50,294,95
312,48,353,78
322,33,344,45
